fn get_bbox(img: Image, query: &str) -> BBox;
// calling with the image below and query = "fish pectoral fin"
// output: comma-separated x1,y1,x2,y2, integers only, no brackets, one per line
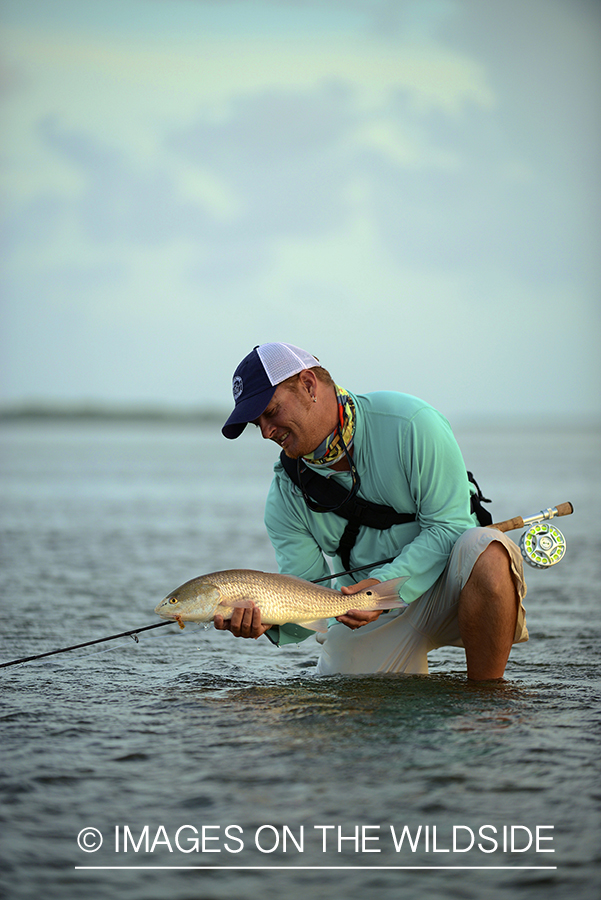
365,576,410,610
219,599,255,609
297,618,330,633
365,597,407,611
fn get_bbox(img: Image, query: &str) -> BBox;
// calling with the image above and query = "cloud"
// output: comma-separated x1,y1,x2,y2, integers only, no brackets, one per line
0,0,599,414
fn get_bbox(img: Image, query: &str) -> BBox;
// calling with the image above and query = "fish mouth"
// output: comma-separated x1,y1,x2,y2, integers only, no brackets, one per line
154,600,177,618
156,609,186,627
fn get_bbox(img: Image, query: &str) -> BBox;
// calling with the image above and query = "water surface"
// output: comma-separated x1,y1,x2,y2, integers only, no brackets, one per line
1,418,599,900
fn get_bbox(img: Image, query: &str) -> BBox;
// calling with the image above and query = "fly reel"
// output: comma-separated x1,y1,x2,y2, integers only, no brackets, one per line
520,522,567,569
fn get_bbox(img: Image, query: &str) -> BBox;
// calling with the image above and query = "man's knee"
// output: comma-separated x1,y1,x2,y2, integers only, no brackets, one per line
466,539,516,598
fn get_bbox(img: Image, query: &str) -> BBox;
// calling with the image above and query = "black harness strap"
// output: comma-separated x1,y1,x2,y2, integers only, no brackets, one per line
466,471,493,526
279,452,493,570
279,452,416,569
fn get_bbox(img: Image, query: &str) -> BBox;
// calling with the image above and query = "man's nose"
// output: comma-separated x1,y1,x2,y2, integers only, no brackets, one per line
258,418,275,440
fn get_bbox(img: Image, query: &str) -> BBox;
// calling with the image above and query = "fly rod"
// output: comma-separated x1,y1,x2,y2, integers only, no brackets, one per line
0,501,573,669
0,621,173,669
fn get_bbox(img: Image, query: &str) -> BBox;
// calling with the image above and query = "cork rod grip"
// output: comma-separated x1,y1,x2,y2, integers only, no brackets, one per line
554,502,575,517
488,516,525,533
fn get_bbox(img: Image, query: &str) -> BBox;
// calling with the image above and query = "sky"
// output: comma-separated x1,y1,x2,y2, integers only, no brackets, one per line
0,0,599,420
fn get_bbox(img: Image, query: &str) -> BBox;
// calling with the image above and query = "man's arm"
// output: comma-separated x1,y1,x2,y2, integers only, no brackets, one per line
365,405,476,597
255,469,341,646
212,472,331,645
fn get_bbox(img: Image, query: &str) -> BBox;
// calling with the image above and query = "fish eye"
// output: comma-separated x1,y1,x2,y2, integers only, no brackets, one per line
366,591,372,596
168,597,178,604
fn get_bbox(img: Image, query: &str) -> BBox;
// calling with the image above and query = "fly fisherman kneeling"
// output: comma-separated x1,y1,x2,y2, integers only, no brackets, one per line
217,342,528,681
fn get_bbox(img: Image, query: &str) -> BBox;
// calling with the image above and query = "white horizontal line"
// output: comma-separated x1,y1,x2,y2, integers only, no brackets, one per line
75,865,558,871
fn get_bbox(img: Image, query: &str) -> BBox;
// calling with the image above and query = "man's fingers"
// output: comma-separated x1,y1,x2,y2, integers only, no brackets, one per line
213,606,248,634
340,578,380,596
336,608,383,629
238,606,257,638
213,604,268,639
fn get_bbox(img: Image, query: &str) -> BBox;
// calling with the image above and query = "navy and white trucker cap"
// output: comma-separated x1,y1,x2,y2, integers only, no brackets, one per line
222,343,320,439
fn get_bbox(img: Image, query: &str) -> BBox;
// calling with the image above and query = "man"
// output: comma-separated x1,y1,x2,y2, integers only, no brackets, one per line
217,342,527,681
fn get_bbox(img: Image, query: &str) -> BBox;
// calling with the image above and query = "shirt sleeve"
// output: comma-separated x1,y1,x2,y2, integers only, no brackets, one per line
263,470,333,647
366,405,476,600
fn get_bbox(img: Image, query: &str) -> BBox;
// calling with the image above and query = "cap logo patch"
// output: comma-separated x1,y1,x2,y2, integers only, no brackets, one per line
232,375,243,401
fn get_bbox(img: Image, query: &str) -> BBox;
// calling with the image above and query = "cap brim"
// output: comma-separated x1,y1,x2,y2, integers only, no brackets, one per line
221,385,276,439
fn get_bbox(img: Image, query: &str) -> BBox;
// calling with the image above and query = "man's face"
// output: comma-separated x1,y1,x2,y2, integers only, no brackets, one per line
253,380,330,459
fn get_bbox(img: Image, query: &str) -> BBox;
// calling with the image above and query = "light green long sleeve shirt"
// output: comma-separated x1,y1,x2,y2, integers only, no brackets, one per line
264,391,478,646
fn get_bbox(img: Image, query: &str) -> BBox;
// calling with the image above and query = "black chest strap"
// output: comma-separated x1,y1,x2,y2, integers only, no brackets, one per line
279,452,416,570
279,452,492,571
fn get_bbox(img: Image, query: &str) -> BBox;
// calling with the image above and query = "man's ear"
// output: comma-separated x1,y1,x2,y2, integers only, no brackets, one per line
297,368,318,396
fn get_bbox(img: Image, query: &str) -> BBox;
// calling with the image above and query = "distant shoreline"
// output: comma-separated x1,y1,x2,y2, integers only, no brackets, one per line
0,404,598,432
0,404,227,424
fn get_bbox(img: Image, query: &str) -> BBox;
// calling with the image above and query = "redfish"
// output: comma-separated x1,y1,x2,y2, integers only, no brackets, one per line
155,569,407,632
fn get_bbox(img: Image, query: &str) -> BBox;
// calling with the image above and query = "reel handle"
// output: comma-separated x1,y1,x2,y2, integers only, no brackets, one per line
488,501,573,534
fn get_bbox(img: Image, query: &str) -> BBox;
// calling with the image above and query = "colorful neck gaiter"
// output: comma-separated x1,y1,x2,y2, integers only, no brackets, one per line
302,385,356,467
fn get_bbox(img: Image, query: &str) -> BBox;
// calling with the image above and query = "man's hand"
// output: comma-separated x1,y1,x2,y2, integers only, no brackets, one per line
214,603,272,640
337,578,382,630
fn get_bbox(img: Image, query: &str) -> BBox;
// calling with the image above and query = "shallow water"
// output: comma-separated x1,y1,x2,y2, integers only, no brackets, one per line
1,417,600,900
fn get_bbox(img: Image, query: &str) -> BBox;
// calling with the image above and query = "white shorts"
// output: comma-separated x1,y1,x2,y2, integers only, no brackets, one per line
315,527,528,676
